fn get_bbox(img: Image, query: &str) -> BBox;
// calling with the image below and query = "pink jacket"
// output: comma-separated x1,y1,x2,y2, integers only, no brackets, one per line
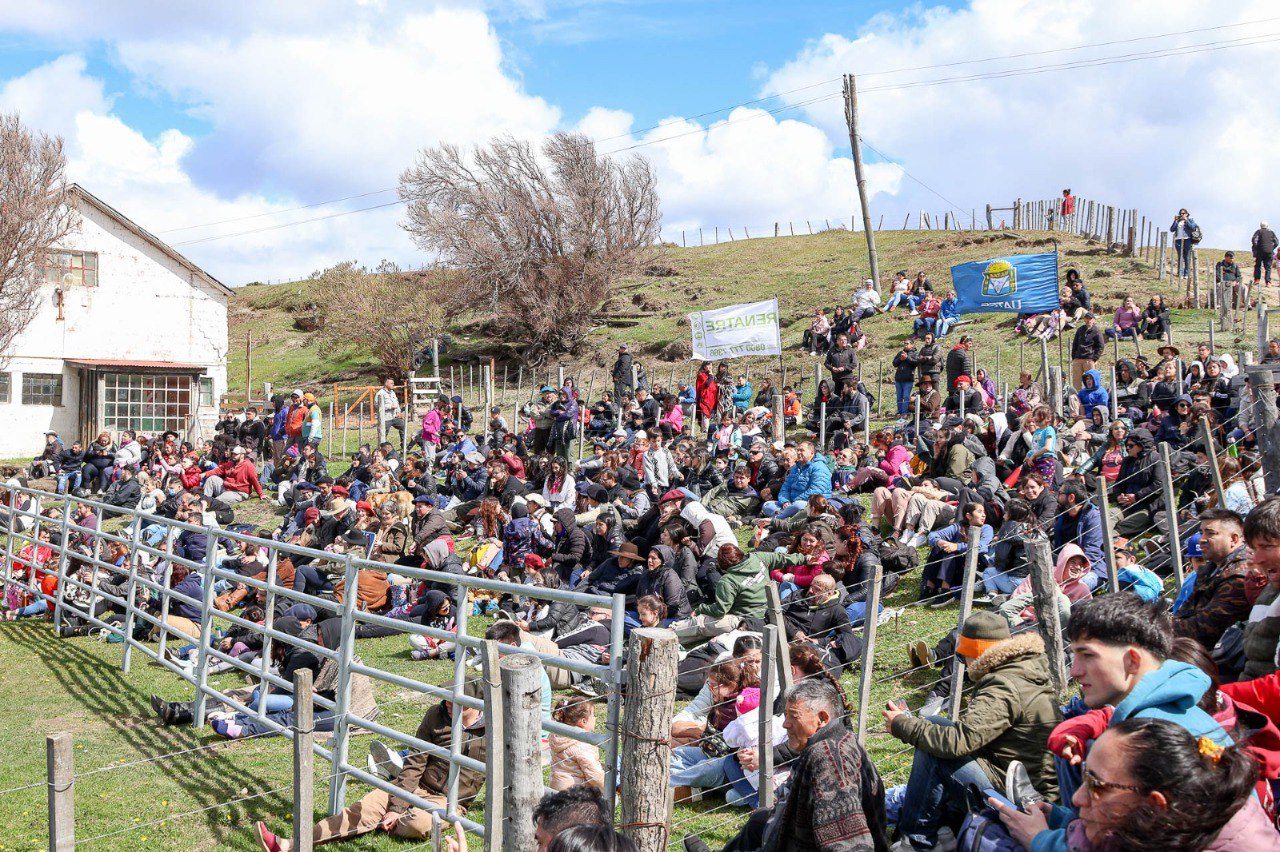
661,405,684,434
771,550,830,588
420,409,443,445
879,444,913,478
547,734,604,792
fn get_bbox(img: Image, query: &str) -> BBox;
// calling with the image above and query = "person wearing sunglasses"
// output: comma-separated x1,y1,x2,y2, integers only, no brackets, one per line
993,717,1276,851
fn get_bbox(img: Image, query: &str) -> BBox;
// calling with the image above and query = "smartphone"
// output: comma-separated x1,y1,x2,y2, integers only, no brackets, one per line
888,699,911,716
984,788,1017,811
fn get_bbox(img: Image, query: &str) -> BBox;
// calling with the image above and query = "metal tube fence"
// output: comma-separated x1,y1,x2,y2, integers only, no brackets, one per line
0,482,627,840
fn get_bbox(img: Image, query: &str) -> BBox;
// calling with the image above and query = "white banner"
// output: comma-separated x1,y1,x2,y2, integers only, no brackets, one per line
689,298,782,360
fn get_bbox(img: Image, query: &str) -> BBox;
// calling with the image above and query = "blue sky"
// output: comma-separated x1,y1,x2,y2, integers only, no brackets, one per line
0,1,1274,284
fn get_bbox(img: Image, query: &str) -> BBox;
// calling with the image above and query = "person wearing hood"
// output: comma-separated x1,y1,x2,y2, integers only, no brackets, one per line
1053,481,1107,591
1111,429,1163,540
1007,594,1233,851
1154,394,1195,449
1075,369,1109,413
671,543,807,642
632,544,691,623
998,540,1093,629
549,507,587,584
885,611,1060,851
680,499,737,566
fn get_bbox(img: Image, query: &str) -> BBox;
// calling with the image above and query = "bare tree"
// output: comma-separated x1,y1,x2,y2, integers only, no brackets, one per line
0,113,78,366
310,260,448,379
399,133,661,362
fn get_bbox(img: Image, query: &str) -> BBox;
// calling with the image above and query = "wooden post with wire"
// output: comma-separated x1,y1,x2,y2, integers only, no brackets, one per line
619,628,678,852
855,561,884,745
1026,537,1066,695
292,669,315,852
47,732,75,851
480,639,505,851
843,74,880,288
948,529,983,719
501,653,544,851
245,331,253,407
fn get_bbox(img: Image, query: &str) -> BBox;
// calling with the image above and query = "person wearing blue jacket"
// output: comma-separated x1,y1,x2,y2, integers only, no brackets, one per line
763,441,831,519
936,290,961,337
268,394,290,463
1075,369,1109,413
1170,208,1199,278
993,594,1230,851
921,501,994,599
1052,481,1106,590
731,376,752,413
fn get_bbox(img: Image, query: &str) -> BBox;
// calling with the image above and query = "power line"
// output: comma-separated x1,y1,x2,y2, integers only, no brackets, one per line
168,24,1280,246
157,188,398,235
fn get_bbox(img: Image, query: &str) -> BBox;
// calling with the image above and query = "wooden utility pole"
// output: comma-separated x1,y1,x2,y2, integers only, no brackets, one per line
245,331,253,407
843,74,880,288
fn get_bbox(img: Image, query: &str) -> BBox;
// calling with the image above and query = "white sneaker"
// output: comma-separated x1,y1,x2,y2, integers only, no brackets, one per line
369,740,404,780
908,532,929,549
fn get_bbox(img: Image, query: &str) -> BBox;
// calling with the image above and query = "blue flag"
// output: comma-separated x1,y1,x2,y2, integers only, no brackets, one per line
951,251,1059,314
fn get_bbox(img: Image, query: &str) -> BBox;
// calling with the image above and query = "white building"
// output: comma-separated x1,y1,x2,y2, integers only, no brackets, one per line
0,185,230,459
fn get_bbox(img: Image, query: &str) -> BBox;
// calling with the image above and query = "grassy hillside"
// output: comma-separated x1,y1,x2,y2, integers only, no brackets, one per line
228,228,1257,407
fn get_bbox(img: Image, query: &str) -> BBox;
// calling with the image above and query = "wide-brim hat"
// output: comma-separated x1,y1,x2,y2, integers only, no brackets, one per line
1159,344,1180,357
610,542,642,560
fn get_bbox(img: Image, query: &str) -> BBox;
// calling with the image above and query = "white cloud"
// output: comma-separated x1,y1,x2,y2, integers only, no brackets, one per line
759,0,1280,243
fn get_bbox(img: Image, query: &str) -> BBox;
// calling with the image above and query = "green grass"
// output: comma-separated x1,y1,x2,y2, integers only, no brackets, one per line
0,490,976,851
228,228,1258,414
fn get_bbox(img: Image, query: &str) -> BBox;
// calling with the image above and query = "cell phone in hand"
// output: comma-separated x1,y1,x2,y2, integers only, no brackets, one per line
889,699,911,716
984,788,1018,811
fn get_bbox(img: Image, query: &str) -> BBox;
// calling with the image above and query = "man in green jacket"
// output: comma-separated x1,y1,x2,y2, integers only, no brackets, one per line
883,612,1060,852
671,544,806,643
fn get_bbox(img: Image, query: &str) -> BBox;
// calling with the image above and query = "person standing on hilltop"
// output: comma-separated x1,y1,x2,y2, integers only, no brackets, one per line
1059,188,1075,230
944,335,973,391
1253,220,1278,286
1170,208,1199,279
611,343,633,402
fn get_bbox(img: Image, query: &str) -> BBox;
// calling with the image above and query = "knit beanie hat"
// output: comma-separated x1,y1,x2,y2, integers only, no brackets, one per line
955,611,1010,660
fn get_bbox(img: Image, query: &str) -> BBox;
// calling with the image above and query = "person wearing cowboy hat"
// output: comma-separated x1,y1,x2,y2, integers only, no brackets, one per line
579,541,645,599
910,373,941,421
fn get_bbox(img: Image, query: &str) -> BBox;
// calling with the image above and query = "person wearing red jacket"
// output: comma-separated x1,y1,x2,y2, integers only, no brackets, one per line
201,446,264,503
695,363,718,431
284,390,307,448
179,455,203,491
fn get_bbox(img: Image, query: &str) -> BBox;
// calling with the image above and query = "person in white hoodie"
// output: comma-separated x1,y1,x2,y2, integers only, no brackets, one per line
853,278,882,319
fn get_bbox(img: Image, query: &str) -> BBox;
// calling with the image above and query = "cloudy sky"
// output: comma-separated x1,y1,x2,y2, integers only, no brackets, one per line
0,0,1276,285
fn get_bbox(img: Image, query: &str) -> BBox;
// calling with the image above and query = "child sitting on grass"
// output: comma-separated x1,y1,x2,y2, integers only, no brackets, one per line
548,698,604,792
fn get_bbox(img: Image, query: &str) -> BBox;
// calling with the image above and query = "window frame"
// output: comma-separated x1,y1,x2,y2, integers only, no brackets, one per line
41,250,99,287
21,373,64,407
0,372,10,404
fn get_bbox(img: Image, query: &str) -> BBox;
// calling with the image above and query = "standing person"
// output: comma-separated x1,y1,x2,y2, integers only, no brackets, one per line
944,336,973,391
1170,208,1199,279
268,395,289,463
1059,188,1074,229
892,339,919,417
237,407,267,462
915,332,941,387
1070,312,1104,390
284,390,307,450
611,344,634,402
1253,220,1278,286
301,392,324,447
696,363,719,431
374,378,405,446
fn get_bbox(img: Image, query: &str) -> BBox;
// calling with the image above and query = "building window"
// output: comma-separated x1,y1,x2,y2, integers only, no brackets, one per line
198,376,214,407
21,373,63,406
0,372,9,403
102,373,191,434
41,250,99,287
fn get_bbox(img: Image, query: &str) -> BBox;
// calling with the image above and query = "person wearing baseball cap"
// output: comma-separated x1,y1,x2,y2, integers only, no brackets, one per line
885,610,1059,850
201,442,264,504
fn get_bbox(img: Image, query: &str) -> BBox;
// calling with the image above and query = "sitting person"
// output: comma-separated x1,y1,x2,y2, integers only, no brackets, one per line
884,611,1059,852
995,718,1277,852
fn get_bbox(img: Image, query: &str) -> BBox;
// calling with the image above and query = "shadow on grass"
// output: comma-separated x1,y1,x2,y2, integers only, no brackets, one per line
4,621,295,848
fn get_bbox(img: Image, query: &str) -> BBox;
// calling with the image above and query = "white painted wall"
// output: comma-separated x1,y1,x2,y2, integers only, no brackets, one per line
0,200,228,459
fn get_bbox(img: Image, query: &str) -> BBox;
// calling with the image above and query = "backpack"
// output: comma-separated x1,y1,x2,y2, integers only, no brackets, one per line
957,809,1022,852
1190,224,1203,244
879,537,918,575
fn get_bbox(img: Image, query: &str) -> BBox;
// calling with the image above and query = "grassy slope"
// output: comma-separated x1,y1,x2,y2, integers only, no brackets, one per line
228,228,1254,407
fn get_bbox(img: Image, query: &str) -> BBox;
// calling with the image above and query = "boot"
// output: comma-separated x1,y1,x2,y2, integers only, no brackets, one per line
162,701,194,726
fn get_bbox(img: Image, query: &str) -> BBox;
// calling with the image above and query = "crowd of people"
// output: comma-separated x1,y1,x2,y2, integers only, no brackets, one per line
9,237,1280,850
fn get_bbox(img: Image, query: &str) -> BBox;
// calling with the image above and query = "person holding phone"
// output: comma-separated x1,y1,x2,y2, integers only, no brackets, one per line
883,612,1060,851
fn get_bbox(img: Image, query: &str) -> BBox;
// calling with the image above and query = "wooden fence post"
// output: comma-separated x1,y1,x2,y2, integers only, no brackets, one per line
948,528,983,719
292,669,315,852
758,624,781,809
501,654,544,851
1026,537,1067,694
481,640,506,851
855,561,884,745
47,732,75,852
1096,477,1122,594
1199,416,1227,506
1157,442,1186,589
620,628,678,852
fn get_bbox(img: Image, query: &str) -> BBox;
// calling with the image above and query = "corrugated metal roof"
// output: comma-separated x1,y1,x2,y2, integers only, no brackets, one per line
65,359,207,371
